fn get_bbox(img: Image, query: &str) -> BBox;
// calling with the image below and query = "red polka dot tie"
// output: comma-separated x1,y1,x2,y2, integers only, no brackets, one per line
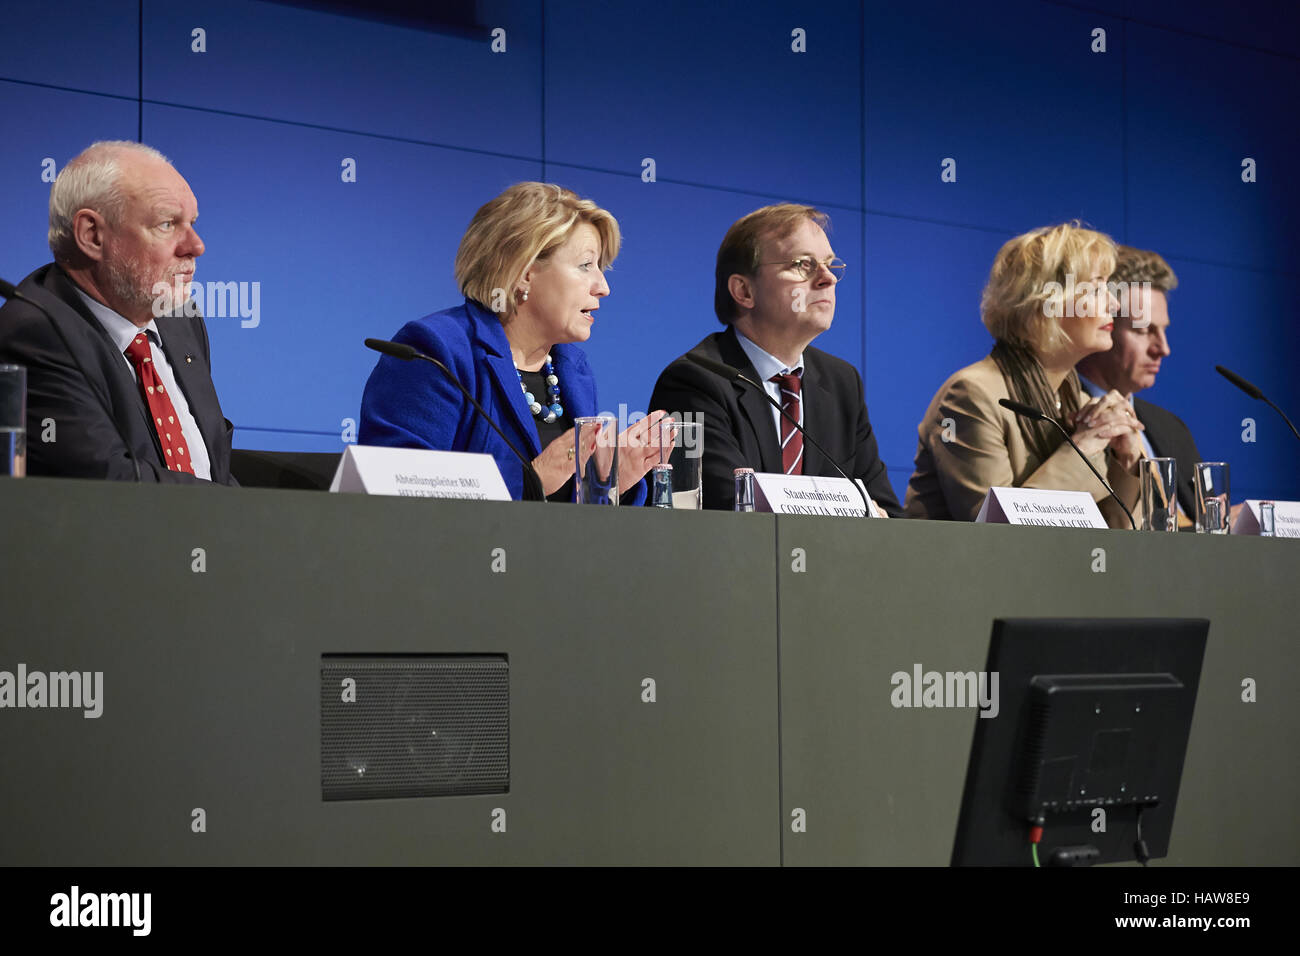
770,372,803,475
124,333,194,474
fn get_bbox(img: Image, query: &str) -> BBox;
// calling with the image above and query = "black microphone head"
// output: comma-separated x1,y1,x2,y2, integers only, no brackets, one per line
685,352,744,382
1215,365,1264,401
365,337,419,361
0,277,21,299
998,397,1048,421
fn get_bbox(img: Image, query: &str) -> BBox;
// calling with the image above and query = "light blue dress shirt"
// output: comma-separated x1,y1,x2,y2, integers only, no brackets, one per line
735,329,805,441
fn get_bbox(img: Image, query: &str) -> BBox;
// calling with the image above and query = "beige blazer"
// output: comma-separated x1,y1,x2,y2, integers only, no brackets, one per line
904,355,1140,529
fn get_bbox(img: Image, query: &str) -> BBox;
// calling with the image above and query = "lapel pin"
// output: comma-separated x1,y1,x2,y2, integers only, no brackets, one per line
185,355,193,364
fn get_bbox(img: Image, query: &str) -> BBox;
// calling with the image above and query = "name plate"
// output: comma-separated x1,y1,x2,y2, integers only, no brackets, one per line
975,487,1106,528
329,445,511,501
1232,500,1300,537
752,473,881,518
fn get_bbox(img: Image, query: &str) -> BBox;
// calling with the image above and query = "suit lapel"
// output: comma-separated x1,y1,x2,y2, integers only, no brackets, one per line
34,272,160,455
469,303,542,458
799,357,838,477
1135,397,1197,516
719,328,782,474
154,318,220,466
552,345,595,419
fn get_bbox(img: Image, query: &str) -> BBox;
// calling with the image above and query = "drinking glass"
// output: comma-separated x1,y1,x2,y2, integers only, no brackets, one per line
1194,462,1230,534
0,364,26,478
574,415,618,505
655,417,702,510
1139,457,1177,532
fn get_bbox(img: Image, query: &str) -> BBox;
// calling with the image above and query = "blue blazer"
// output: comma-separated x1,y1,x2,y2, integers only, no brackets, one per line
360,299,645,504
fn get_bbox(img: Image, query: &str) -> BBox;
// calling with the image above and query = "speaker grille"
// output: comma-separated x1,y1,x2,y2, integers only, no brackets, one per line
321,656,509,801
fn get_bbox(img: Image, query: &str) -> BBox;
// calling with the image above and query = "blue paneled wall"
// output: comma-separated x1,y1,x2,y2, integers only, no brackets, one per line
2,0,1296,499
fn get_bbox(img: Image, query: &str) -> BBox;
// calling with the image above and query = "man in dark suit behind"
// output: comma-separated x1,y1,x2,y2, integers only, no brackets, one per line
0,141,235,483
1076,245,1199,518
649,203,901,514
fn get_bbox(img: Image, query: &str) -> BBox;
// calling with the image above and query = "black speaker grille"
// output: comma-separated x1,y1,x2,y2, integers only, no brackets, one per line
321,656,509,801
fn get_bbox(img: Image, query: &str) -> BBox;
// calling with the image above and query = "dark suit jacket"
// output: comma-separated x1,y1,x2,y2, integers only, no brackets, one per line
649,326,903,515
1134,396,1202,518
0,263,236,483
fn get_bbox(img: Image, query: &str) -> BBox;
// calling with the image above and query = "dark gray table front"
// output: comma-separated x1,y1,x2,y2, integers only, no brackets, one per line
0,479,780,865
3,479,1296,866
774,515,1300,865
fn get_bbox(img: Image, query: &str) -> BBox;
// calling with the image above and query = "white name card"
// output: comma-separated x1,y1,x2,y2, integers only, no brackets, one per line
752,473,881,518
976,487,1107,528
1232,500,1300,537
329,445,511,501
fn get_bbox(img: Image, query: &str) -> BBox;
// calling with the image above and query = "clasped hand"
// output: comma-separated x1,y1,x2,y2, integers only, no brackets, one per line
1070,389,1144,470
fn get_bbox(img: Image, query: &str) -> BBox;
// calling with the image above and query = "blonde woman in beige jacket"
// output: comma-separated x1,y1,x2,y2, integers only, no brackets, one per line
905,223,1144,529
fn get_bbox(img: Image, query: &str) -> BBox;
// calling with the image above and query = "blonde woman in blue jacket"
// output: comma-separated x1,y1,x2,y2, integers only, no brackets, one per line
361,183,667,503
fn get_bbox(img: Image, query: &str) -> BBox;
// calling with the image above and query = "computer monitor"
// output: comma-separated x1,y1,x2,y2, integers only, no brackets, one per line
951,617,1209,866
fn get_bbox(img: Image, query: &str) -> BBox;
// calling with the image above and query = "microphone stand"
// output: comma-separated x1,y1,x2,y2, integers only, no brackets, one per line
998,397,1137,530
364,338,546,502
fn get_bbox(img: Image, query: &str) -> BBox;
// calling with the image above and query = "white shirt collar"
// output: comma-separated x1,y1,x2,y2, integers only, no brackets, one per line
73,286,162,354
734,328,804,382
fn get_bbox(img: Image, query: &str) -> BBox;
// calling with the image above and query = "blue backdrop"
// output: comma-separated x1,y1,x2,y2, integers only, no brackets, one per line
2,0,1296,500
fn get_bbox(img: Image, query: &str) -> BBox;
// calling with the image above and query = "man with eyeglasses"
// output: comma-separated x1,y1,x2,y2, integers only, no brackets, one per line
1075,245,1202,524
649,203,903,513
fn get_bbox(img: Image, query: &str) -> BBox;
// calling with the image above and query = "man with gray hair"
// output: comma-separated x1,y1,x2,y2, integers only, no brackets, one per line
0,141,235,482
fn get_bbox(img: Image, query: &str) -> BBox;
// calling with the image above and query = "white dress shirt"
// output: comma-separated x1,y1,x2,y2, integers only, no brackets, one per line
74,288,213,480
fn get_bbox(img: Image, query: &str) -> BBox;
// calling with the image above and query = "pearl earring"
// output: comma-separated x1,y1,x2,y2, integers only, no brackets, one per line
521,289,529,302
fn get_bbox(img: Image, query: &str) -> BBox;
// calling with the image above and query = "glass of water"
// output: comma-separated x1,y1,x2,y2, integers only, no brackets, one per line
574,415,618,505
0,364,26,478
1139,457,1178,532
1194,461,1230,534
655,416,702,510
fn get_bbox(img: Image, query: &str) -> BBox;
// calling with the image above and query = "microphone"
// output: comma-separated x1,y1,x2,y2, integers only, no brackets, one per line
1,276,141,481
1215,365,1300,442
364,337,546,502
997,397,1136,530
686,352,875,517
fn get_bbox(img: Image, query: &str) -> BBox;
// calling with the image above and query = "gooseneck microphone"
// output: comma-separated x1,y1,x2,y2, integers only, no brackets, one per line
1215,365,1300,443
364,338,546,502
0,276,141,482
998,397,1137,531
686,352,875,516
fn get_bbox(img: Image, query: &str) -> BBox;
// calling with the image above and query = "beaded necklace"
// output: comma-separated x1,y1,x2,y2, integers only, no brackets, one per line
517,353,563,424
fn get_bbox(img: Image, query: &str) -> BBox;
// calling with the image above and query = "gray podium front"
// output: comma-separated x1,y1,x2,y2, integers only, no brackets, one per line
0,479,1296,865
0,480,779,865
774,516,1300,866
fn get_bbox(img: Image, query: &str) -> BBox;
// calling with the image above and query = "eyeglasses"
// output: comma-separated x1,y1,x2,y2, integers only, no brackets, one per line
760,255,847,281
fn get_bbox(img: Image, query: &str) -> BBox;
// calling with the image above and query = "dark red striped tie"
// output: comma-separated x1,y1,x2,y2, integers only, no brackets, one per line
770,372,803,475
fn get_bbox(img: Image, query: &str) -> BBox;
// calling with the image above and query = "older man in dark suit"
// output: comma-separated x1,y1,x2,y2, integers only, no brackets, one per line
0,141,235,483
650,203,901,514
1076,245,1199,518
